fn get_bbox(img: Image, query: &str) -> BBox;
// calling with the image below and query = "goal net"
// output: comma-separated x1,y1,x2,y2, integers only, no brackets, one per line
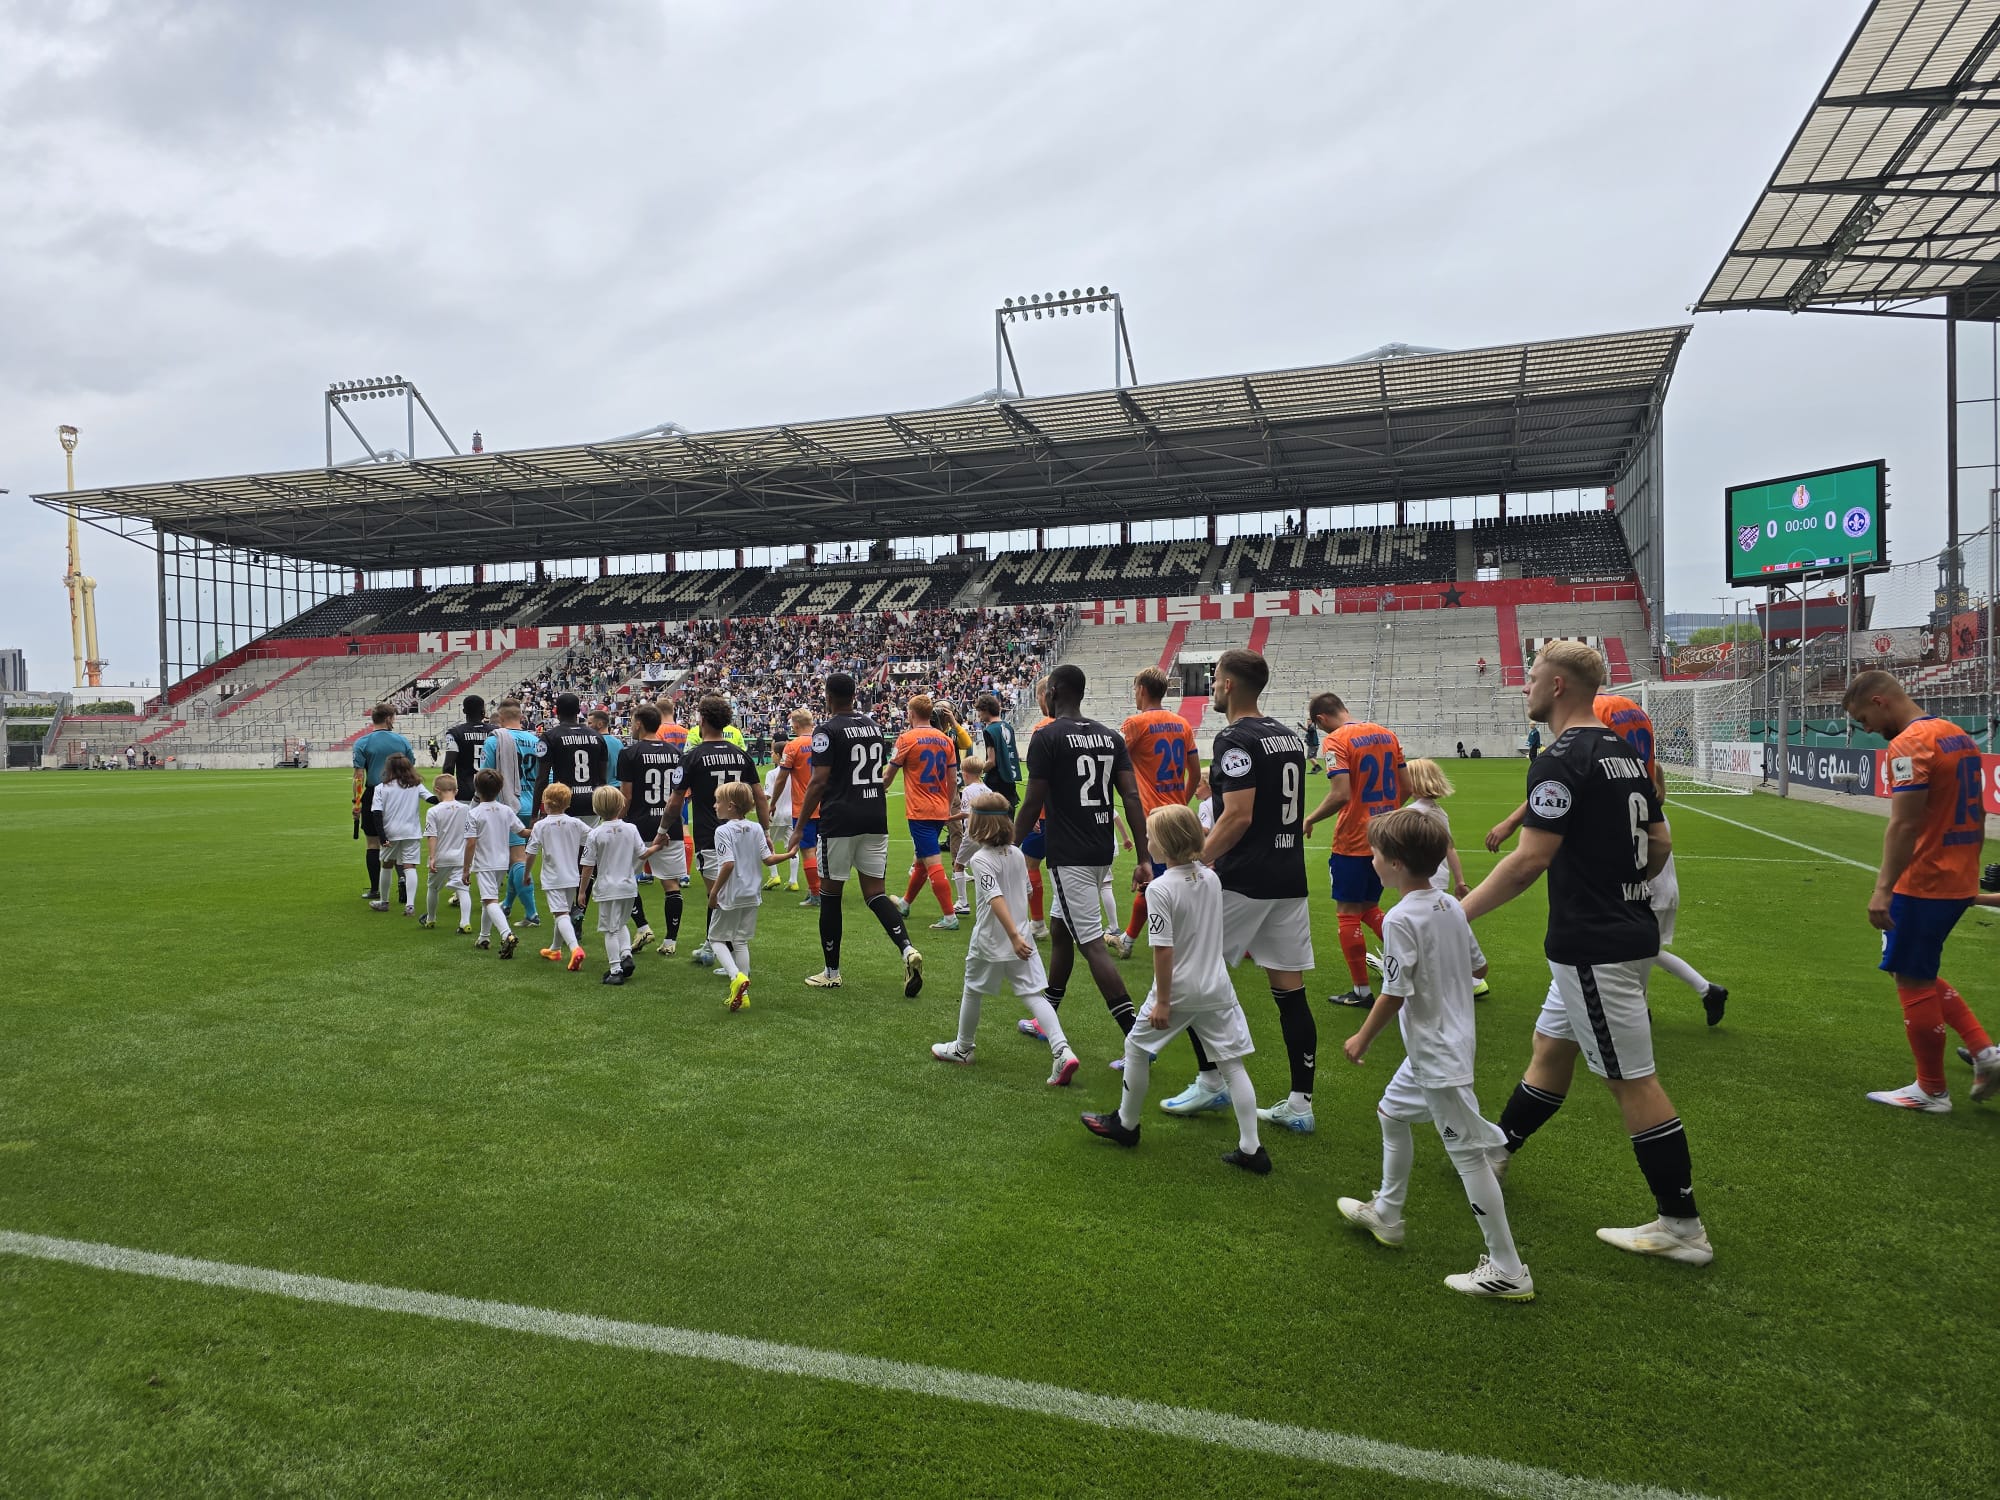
1639,678,1757,795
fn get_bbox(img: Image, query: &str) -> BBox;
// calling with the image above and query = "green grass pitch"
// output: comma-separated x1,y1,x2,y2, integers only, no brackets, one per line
2,762,1995,1498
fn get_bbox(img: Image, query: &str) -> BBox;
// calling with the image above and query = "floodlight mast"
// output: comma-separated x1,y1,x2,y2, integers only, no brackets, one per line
58,425,105,689
993,287,1136,399
322,375,460,466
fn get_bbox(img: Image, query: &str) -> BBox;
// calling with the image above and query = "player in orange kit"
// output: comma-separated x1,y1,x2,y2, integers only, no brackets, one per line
1112,666,1200,959
886,694,964,930
778,708,821,906
1303,692,1405,1007
1844,670,1999,1111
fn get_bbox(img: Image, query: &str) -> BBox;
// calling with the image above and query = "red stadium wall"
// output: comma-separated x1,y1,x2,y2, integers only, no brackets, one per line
1073,578,1639,624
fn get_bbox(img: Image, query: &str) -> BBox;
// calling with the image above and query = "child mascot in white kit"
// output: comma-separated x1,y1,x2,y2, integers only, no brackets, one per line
930,790,1079,1085
579,786,647,986
420,773,474,932
1082,803,1270,1174
1338,805,1532,1300
369,754,437,913
527,781,591,972
707,780,786,1012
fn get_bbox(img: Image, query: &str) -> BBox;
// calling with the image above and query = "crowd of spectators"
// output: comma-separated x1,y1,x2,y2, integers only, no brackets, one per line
497,607,1072,755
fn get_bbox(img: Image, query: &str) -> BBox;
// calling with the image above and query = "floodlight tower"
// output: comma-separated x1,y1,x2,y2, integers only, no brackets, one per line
993,286,1136,398
323,375,459,466
58,425,104,688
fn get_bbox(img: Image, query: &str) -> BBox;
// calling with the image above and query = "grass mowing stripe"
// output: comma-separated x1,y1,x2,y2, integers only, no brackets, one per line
1668,801,1876,872
0,1229,1713,1500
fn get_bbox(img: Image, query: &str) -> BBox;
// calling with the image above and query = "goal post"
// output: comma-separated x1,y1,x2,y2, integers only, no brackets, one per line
1639,678,1757,795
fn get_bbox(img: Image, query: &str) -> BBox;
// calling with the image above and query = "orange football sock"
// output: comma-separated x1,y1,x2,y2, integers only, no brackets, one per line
804,855,821,897
1362,905,1386,939
1028,868,1045,922
1338,913,1370,986
1937,982,1994,1054
1896,980,1949,1096
1125,892,1147,940
904,865,928,904
928,864,956,916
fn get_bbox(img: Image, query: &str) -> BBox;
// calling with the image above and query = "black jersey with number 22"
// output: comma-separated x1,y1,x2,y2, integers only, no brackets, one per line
1207,715,1309,900
1026,715,1133,868
811,713,889,838
1520,724,1662,965
617,738,683,842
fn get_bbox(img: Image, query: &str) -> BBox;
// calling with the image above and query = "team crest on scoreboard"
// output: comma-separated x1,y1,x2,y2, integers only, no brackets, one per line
1737,524,1761,554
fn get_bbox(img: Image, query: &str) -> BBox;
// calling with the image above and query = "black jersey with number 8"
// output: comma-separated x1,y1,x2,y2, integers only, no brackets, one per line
1207,715,1310,900
541,724,608,800
811,712,890,838
1026,715,1133,868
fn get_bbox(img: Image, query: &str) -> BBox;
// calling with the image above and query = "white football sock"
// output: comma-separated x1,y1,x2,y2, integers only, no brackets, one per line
1022,991,1067,1053
1099,878,1118,929
401,867,416,910
1218,1057,1261,1154
1289,1090,1312,1112
1655,950,1709,994
1117,1038,1153,1129
424,875,442,921
715,941,741,979
955,987,983,1049
457,888,473,928
486,902,512,940
1452,1152,1524,1278
789,853,801,884
1375,1112,1414,1219
555,913,578,951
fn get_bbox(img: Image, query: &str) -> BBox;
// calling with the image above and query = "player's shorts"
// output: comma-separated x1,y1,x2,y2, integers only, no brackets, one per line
823,833,889,882
359,800,385,839
964,951,1048,1000
1650,852,1680,944
543,884,578,916
707,901,759,944
697,848,723,884
1329,852,1383,905
1535,958,1657,1081
575,813,602,829
475,869,506,901
1375,1058,1506,1160
1127,991,1255,1063
642,842,687,883
1021,827,1047,861
770,816,793,849
797,818,819,852
1221,891,1316,973
1047,865,1110,945
1879,893,1972,981
429,864,467,891
382,838,420,867
908,819,944,858
595,895,631,937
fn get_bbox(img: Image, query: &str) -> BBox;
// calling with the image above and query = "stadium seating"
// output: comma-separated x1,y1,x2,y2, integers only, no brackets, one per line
541,569,749,625
979,541,1211,604
1471,511,1630,578
375,581,574,632
729,565,971,618
267,587,425,639
1221,525,1455,590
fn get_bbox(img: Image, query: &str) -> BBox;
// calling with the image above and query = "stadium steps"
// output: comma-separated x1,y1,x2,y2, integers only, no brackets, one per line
213,660,313,719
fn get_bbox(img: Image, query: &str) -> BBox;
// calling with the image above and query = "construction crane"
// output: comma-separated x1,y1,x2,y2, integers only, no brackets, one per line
59,425,104,689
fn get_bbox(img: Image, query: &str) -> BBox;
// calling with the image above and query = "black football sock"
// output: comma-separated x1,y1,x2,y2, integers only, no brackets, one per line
1044,984,1065,1014
631,892,648,928
1104,993,1136,1035
662,891,684,940
1631,1116,1701,1222
1188,1030,1214,1072
1272,986,1315,1098
820,896,844,970
365,848,381,892
1498,1081,1566,1153
867,893,912,950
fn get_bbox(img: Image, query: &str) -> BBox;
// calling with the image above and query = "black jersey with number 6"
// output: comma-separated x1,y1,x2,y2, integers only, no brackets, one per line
1521,725,1661,965
1207,715,1310,900
541,723,609,801
810,712,889,838
617,738,683,842
678,738,756,852
1026,715,1133,868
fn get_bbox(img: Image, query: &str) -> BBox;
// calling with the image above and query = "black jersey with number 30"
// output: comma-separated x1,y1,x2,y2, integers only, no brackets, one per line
811,712,889,838
1521,725,1662,965
1207,715,1309,900
1026,715,1133,868
541,723,609,799
617,738,683,842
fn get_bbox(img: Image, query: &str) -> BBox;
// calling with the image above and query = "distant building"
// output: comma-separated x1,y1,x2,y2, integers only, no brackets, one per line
0,649,25,693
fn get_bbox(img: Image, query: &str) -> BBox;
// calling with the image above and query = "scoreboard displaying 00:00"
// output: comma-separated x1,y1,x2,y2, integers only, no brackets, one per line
1723,460,1887,587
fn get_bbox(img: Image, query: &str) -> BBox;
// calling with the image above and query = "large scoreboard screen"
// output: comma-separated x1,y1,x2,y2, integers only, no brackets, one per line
1724,461,1886,587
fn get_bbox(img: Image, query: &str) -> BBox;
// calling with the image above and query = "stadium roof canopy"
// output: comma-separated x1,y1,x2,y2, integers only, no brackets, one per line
34,326,1687,570
1698,0,2000,316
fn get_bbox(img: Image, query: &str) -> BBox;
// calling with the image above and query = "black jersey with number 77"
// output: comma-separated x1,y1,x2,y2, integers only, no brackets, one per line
1026,715,1133,868
1207,715,1310,900
810,712,889,838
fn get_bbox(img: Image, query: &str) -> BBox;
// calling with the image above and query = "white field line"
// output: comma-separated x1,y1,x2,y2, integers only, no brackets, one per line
0,1229,1715,1500
1669,801,1876,872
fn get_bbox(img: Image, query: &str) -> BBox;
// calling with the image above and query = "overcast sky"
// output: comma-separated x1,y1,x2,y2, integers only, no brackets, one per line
0,0,1953,690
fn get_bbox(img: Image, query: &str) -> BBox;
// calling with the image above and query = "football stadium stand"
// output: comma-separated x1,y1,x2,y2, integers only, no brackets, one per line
979,541,1212,605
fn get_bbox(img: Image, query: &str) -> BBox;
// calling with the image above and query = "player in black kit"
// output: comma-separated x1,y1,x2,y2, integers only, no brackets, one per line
535,692,610,823
439,695,493,779
620,701,689,957
1015,663,1153,1043
1464,640,1712,1267
660,695,766,970
785,672,925,997
1157,648,1320,1131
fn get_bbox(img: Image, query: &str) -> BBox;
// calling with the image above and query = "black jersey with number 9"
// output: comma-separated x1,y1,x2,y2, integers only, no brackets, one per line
1026,715,1133,868
811,712,889,838
1207,715,1310,899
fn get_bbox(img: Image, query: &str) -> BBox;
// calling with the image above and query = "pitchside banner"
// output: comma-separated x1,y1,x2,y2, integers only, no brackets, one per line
1784,745,1879,794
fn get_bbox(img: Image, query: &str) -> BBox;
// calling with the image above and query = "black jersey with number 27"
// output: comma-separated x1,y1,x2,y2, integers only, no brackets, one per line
1521,724,1662,965
810,713,889,839
1026,715,1133,868
617,738,683,842
1207,715,1309,900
